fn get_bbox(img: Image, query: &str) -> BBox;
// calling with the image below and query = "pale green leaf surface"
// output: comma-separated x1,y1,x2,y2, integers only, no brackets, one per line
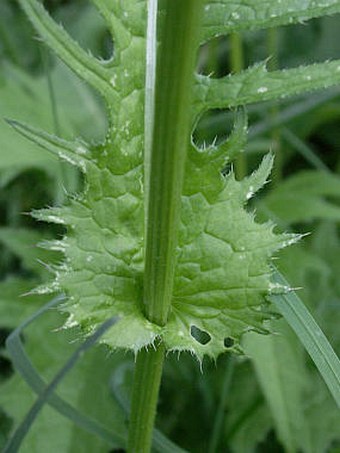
201,0,340,41
260,171,340,223
91,0,147,48
165,154,290,360
277,227,340,450
0,62,105,177
270,272,340,408
304,374,340,453
274,222,340,453
0,65,59,173
244,321,312,453
193,60,340,115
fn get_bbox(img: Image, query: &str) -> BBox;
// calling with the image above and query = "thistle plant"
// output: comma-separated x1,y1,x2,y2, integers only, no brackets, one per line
3,0,340,452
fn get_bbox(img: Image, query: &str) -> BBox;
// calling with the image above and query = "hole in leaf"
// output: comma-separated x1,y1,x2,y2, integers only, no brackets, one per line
0,355,14,380
224,337,234,348
197,35,230,78
46,1,114,62
193,108,234,150
190,326,211,345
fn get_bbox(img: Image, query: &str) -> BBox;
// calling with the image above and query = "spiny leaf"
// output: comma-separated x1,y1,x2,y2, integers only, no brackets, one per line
17,0,114,100
12,0,301,362
193,60,340,115
6,120,89,172
42,148,293,361
91,0,147,51
166,155,295,361
201,0,340,41
23,94,294,360
196,108,248,167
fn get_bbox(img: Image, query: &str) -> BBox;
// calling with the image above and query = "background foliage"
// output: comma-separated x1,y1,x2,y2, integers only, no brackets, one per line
0,0,339,451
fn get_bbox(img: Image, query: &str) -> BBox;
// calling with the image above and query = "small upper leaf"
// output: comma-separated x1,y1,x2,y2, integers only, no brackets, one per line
194,60,340,115
201,0,340,41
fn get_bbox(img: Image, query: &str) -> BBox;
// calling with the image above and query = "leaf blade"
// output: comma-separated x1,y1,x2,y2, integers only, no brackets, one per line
194,60,340,114
202,0,340,41
270,271,340,409
17,0,113,99
244,321,312,452
6,119,88,171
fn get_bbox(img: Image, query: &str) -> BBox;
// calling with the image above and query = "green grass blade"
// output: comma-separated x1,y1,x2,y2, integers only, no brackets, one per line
270,271,340,408
244,322,311,452
281,128,330,172
4,296,125,452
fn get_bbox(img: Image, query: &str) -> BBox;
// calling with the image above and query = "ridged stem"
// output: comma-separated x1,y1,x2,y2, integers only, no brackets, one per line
128,345,165,453
144,0,203,326
128,1,204,452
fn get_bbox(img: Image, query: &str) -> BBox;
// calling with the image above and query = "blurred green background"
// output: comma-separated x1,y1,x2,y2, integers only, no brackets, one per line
0,1,339,451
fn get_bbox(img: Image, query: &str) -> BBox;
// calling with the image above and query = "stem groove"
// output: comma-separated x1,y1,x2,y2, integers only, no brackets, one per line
128,2,204,452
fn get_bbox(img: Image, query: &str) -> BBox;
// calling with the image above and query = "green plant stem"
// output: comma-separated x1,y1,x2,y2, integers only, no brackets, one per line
144,0,158,229
144,0,203,326
230,32,246,179
128,2,203,452
128,345,165,453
